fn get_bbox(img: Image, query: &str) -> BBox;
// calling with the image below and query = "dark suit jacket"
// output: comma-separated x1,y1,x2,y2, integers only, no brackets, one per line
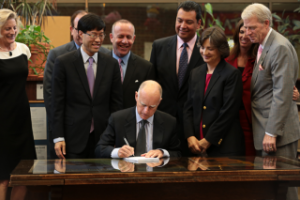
184,59,245,156
106,51,155,108
51,48,123,154
95,107,181,158
44,41,109,131
150,35,204,120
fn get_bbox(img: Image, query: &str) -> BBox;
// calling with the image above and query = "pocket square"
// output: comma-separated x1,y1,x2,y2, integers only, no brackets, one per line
135,80,139,83
259,64,264,71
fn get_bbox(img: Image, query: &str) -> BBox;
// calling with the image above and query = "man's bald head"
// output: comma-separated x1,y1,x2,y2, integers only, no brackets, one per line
135,81,162,120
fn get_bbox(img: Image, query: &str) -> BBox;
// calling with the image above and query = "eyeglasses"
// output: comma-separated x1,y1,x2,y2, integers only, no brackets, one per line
84,32,106,40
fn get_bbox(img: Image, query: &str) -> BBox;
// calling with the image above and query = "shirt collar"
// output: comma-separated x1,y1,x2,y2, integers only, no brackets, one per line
112,51,131,65
74,40,80,49
80,47,98,64
135,107,154,125
261,28,272,49
177,33,197,50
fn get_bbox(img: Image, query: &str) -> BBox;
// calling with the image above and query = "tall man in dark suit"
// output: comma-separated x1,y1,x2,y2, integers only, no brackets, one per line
150,1,204,156
44,10,109,158
52,14,123,159
242,4,300,200
107,19,155,108
95,80,181,158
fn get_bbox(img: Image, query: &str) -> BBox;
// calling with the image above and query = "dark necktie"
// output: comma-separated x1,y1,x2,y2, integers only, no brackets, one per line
135,120,148,156
178,43,188,88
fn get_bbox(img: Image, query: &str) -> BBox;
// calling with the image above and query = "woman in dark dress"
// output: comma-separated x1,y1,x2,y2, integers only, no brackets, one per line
0,9,36,200
184,26,244,156
225,20,258,156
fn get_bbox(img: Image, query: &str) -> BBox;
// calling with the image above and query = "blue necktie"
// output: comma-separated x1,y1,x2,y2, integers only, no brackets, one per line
178,43,188,88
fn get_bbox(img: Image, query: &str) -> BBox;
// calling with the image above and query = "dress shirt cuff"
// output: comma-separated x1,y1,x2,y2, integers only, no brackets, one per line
159,149,170,157
53,137,65,143
265,132,277,137
111,148,121,158
111,159,120,170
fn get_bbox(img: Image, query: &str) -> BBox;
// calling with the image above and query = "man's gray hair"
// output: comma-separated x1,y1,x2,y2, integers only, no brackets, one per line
241,3,272,26
111,19,135,35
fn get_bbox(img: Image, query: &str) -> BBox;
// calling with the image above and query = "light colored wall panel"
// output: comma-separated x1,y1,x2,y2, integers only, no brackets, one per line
42,16,71,48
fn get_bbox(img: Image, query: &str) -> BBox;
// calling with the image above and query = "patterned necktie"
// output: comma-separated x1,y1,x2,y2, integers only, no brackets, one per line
87,57,94,133
257,45,263,62
118,58,124,83
135,120,148,156
178,43,188,88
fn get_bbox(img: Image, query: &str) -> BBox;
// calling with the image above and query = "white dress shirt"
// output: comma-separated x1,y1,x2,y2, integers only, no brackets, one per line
110,108,170,158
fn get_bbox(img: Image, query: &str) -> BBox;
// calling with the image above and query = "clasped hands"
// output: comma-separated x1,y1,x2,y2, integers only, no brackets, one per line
187,136,211,155
118,145,164,158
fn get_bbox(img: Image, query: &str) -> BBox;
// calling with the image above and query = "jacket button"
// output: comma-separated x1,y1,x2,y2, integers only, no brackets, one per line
203,106,206,110
202,124,206,128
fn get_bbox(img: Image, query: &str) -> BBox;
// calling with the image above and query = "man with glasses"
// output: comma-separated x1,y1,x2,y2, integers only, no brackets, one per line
107,19,155,109
51,14,123,159
44,10,109,158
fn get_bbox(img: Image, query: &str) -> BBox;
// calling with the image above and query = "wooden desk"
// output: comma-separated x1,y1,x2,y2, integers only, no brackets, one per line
10,157,300,200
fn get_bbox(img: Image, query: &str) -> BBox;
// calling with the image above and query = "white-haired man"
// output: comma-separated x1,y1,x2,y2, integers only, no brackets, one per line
242,4,300,200
95,80,181,159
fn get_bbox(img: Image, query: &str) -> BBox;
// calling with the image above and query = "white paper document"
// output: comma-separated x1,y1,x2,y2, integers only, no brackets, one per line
35,145,47,160
36,83,44,100
30,107,47,140
124,156,159,163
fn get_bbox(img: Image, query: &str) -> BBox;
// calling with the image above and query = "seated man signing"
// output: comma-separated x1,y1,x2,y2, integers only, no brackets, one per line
95,80,181,158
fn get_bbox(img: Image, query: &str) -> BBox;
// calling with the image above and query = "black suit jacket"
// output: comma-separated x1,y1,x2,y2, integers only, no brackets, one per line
184,59,245,156
150,35,204,119
95,107,181,158
44,41,110,131
106,51,155,108
51,49,123,154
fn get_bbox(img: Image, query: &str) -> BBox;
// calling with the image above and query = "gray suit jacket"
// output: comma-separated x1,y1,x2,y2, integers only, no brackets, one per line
43,41,109,131
251,29,300,150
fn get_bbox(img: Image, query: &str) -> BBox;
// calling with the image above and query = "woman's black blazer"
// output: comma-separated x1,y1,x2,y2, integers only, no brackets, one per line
184,59,245,156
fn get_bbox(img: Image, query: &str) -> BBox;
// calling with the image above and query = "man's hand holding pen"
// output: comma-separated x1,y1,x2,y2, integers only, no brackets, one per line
118,145,134,158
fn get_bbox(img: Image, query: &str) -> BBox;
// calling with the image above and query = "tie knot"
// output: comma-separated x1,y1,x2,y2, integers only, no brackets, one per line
182,43,188,48
88,57,94,65
258,45,263,53
118,58,123,65
141,120,148,126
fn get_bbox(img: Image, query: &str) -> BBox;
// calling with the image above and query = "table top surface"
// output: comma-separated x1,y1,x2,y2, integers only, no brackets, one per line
10,156,300,185
11,156,300,174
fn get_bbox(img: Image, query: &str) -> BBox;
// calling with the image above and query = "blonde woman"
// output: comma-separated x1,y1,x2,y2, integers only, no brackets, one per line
0,9,36,200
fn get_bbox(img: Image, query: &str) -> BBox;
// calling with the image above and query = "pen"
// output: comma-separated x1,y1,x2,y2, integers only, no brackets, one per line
123,137,135,157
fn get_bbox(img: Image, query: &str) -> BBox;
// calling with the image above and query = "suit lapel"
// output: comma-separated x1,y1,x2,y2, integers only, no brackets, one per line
197,64,208,102
251,30,275,90
93,53,106,101
125,108,137,148
168,36,179,90
73,49,92,99
152,112,163,149
122,53,136,88
204,60,223,100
